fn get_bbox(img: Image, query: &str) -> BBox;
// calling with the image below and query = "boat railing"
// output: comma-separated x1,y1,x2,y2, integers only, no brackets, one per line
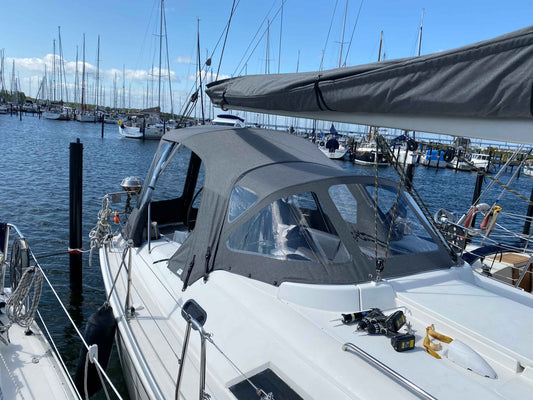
172,299,276,400
342,342,437,400
1,222,124,400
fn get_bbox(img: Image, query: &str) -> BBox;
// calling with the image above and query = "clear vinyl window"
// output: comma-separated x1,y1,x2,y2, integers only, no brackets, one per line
228,192,350,263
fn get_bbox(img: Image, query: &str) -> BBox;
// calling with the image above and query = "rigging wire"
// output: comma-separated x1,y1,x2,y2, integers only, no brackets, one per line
236,5,286,77
342,0,365,67
233,0,279,77
216,0,238,81
319,0,339,71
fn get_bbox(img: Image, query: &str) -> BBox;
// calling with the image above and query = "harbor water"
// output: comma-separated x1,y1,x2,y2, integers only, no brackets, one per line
2,113,533,398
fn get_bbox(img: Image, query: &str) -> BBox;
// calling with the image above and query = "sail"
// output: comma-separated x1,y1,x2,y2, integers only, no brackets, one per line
207,26,533,145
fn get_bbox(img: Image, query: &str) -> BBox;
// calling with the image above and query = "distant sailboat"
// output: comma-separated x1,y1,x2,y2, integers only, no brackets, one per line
119,0,169,139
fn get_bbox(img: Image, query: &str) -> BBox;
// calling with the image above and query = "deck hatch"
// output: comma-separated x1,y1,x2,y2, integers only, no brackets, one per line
229,368,303,400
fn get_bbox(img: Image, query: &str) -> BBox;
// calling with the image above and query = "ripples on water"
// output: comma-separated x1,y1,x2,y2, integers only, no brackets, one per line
1,113,532,398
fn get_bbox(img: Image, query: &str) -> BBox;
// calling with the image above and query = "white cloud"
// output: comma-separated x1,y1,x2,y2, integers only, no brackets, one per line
175,55,194,64
6,55,180,84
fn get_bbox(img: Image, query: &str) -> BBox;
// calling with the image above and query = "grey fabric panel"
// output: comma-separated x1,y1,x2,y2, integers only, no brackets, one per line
206,26,533,119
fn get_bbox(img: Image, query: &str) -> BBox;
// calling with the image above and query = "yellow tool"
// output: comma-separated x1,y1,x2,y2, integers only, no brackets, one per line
423,324,453,359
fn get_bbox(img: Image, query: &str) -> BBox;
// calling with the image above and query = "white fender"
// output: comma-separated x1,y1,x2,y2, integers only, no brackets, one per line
444,340,497,379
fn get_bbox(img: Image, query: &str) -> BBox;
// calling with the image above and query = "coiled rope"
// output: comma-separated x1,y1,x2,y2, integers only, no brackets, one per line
89,196,113,265
6,265,43,331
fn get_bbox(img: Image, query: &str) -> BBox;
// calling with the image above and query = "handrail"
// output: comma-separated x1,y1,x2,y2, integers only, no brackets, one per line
342,342,437,400
175,313,209,400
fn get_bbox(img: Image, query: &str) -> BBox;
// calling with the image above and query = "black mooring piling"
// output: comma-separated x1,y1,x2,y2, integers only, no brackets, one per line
69,139,83,293
101,116,105,138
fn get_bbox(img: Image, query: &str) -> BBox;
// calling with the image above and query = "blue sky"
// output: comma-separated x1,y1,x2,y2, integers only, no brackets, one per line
2,0,533,114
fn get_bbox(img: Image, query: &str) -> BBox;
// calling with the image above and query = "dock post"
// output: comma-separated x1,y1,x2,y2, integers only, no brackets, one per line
523,186,533,238
101,116,105,138
69,139,83,293
142,119,146,140
19,106,22,121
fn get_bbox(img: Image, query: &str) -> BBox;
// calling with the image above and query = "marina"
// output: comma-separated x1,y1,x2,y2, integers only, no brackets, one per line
3,1,533,399
3,102,533,398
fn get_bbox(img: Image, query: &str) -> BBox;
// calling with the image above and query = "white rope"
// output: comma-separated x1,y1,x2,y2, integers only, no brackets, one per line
89,196,114,266
6,265,43,330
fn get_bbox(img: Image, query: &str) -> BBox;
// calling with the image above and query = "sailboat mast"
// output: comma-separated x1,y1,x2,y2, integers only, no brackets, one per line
377,30,383,62
278,0,284,74
81,34,86,113
74,46,79,106
158,0,163,109
417,9,424,56
96,35,100,113
58,26,68,102
122,64,125,112
197,18,205,124
338,0,349,68
53,39,56,101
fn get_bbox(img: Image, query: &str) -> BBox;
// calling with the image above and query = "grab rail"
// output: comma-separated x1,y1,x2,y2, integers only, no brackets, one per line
175,314,209,400
342,342,437,400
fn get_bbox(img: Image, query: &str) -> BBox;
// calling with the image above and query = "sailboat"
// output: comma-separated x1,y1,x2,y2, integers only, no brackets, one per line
119,0,168,140
92,26,533,399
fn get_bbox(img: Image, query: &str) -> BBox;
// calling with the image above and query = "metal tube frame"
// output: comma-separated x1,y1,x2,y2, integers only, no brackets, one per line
175,314,209,400
125,246,133,319
342,342,437,400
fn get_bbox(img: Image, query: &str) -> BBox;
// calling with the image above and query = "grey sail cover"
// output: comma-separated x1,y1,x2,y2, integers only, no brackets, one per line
206,26,533,144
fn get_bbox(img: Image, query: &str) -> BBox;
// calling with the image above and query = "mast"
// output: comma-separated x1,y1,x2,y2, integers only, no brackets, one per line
52,39,56,101
338,0,349,68
58,26,68,102
278,0,284,74
113,72,117,110
74,46,79,107
96,35,100,113
377,30,383,62
163,1,174,117
0,49,5,96
197,18,205,123
158,0,163,109
122,64,125,112
417,9,424,57
81,34,86,114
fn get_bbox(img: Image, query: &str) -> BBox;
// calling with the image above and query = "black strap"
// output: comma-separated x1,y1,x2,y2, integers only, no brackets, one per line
203,246,212,283
182,255,196,292
314,78,333,111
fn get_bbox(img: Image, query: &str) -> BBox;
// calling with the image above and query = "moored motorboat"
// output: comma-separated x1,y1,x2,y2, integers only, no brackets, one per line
350,140,388,165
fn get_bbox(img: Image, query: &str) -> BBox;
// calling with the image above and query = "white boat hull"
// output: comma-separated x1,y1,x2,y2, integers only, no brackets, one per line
0,291,79,399
118,124,165,140
76,113,95,122
100,234,533,400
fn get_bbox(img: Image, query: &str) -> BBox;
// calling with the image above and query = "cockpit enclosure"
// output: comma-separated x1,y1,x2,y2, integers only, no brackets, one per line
121,126,455,288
